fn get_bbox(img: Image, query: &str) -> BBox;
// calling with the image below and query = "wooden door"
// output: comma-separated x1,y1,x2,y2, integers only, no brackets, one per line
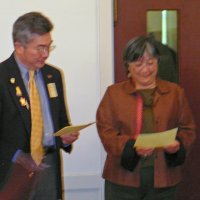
114,1,200,200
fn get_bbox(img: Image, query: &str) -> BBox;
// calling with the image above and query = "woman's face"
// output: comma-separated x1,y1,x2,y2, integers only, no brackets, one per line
128,51,158,89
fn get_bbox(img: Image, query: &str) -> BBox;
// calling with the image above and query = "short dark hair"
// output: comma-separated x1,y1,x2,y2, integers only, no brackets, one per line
123,35,160,69
12,11,53,44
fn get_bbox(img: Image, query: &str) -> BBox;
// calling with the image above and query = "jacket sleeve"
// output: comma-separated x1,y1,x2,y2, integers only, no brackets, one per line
164,137,186,167
164,86,195,166
120,139,140,171
56,68,72,153
96,87,131,157
175,87,196,151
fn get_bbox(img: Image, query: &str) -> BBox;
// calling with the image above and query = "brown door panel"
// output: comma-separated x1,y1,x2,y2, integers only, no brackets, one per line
114,1,200,200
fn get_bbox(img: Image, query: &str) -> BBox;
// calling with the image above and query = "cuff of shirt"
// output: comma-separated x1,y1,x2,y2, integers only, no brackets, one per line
62,143,70,148
12,149,22,163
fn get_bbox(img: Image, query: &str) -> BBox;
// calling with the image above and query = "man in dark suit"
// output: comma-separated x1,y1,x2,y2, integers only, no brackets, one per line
0,12,79,200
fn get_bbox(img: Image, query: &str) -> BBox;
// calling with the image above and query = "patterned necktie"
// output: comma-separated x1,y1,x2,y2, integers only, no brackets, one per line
29,70,44,165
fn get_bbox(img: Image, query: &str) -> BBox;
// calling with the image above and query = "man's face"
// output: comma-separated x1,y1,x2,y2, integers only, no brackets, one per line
15,33,54,70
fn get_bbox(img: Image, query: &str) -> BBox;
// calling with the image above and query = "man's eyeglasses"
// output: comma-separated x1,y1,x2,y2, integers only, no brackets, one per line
34,45,56,53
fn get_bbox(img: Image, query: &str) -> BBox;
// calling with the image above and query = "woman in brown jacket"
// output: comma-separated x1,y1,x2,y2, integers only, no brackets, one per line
96,35,196,200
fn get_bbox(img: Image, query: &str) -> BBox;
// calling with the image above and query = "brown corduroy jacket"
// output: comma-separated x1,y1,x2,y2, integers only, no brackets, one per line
96,78,196,188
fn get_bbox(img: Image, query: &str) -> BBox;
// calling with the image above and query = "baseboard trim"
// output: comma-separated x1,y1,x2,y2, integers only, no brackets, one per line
63,173,103,190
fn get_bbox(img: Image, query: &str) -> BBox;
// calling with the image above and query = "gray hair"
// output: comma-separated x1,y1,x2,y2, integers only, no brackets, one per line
12,11,53,45
123,35,160,70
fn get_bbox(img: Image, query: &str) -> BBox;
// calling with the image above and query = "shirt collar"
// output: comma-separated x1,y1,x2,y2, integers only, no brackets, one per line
14,54,40,80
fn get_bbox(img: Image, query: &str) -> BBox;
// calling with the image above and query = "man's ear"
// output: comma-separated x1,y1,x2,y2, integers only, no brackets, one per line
14,42,25,55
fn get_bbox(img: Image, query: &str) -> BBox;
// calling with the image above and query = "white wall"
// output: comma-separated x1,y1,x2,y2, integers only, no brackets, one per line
0,0,113,199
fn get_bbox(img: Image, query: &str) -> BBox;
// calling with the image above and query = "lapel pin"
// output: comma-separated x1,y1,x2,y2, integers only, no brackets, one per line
10,78,15,84
19,97,29,110
16,86,22,96
20,97,26,106
47,74,53,79
25,102,29,110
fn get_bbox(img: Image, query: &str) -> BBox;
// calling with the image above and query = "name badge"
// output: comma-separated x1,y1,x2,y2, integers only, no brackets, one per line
47,83,58,98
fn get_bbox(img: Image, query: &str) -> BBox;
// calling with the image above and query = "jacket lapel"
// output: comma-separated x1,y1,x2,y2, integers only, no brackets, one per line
41,67,58,131
7,55,31,133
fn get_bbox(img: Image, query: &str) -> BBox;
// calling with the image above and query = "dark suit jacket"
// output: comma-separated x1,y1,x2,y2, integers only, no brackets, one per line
0,53,72,199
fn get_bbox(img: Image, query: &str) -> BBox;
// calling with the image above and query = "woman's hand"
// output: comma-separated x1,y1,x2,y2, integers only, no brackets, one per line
136,147,155,157
164,140,180,154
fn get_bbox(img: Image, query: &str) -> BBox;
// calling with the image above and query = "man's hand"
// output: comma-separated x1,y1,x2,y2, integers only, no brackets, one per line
14,151,49,172
60,132,80,145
